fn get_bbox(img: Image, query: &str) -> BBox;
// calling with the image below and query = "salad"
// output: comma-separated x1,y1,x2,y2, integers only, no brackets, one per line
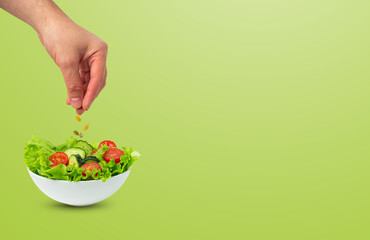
24,136,140,182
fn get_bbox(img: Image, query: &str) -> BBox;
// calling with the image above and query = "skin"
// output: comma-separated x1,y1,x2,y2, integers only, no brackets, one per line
0,0,108,115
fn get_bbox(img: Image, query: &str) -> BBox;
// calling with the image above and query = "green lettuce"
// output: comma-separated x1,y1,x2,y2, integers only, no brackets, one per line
24,136,140,182
89,141,100,149
121,147,141,171
55,136,77,152
24,136,56,173
39,164,69,180
92,145,109,161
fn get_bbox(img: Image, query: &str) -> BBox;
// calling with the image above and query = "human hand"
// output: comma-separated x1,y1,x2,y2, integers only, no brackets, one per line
39,18,108,115
0,0,108,114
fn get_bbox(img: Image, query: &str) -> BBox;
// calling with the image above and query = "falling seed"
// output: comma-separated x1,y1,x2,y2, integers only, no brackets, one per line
73,130,80,136
80,132,84,138
83,124,89,131
76,116,81,122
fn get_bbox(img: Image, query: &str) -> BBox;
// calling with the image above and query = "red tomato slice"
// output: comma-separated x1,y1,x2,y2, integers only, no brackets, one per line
49,152,68,168
103,148,124,163
90,149,97,155
81,162,102,177
98,140,117,149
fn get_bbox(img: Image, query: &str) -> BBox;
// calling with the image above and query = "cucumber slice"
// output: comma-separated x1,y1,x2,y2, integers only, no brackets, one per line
74,141,93,155
82,156,99,164
76,155,85,167
64,148,86,159
68,155,80,168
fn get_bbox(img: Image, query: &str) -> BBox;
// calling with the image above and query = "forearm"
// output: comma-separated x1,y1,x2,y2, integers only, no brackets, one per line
0,0,71,35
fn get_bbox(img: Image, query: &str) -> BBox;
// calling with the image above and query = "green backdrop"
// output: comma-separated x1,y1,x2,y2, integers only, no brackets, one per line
1,0,370,239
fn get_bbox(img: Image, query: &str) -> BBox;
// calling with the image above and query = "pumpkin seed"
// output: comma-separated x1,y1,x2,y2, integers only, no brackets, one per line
83,124,89,131
73,130,80,136
76,116,81,122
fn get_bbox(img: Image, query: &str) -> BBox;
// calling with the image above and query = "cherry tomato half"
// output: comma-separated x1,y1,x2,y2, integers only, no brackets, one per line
49,152,68,168
81,162,102,177
103,148,124,163
98,140,117,149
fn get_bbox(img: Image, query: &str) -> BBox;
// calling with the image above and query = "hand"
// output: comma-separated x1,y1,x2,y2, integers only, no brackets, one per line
0,0,108,114
39,18,108,115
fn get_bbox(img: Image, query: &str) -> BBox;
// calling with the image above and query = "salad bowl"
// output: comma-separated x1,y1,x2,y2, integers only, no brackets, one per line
27,168,130,206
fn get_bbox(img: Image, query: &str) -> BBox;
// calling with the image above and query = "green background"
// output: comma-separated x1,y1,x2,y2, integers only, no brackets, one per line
1,0,370,239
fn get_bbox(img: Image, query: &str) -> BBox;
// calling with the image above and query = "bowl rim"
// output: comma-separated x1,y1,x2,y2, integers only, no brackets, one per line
27,167,131,183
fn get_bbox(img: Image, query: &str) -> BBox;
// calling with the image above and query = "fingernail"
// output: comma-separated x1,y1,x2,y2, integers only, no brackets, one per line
70,98,82,109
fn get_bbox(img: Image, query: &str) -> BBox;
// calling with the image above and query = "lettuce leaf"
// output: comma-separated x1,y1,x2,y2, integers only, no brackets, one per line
120,147,140,172
95,147,140,181
39,164,69,180
55,136,78,152
91,145,109,161
89,141,100,149
24,136,140,182
66,166,85,182
24,136,56,173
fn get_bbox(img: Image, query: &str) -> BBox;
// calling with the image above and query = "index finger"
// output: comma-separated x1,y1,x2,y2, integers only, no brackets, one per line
82,55,107,111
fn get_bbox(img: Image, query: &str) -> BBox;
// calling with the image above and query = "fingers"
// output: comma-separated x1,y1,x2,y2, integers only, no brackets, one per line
76,108,85,115
66,67,89,108
66,99,85,115
67,67,105,111
64,42,107,112
95,67,107,98
61,64,84,110
79,61,89,73
82,54,107,111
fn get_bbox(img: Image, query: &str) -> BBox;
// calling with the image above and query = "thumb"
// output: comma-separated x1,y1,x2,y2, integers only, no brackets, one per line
61,66,84,109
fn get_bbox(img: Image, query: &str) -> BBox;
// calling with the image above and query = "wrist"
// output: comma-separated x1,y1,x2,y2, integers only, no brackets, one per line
28,1,73,40
36,13,75,44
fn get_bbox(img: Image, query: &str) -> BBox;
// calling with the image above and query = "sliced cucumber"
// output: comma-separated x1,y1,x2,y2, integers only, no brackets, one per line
64,148,86,159
76,155,85,167
68,155,80,168
74,141,93,155
82,156,99,164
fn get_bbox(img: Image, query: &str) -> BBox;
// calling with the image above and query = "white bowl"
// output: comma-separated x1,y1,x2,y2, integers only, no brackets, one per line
27,168,130,206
